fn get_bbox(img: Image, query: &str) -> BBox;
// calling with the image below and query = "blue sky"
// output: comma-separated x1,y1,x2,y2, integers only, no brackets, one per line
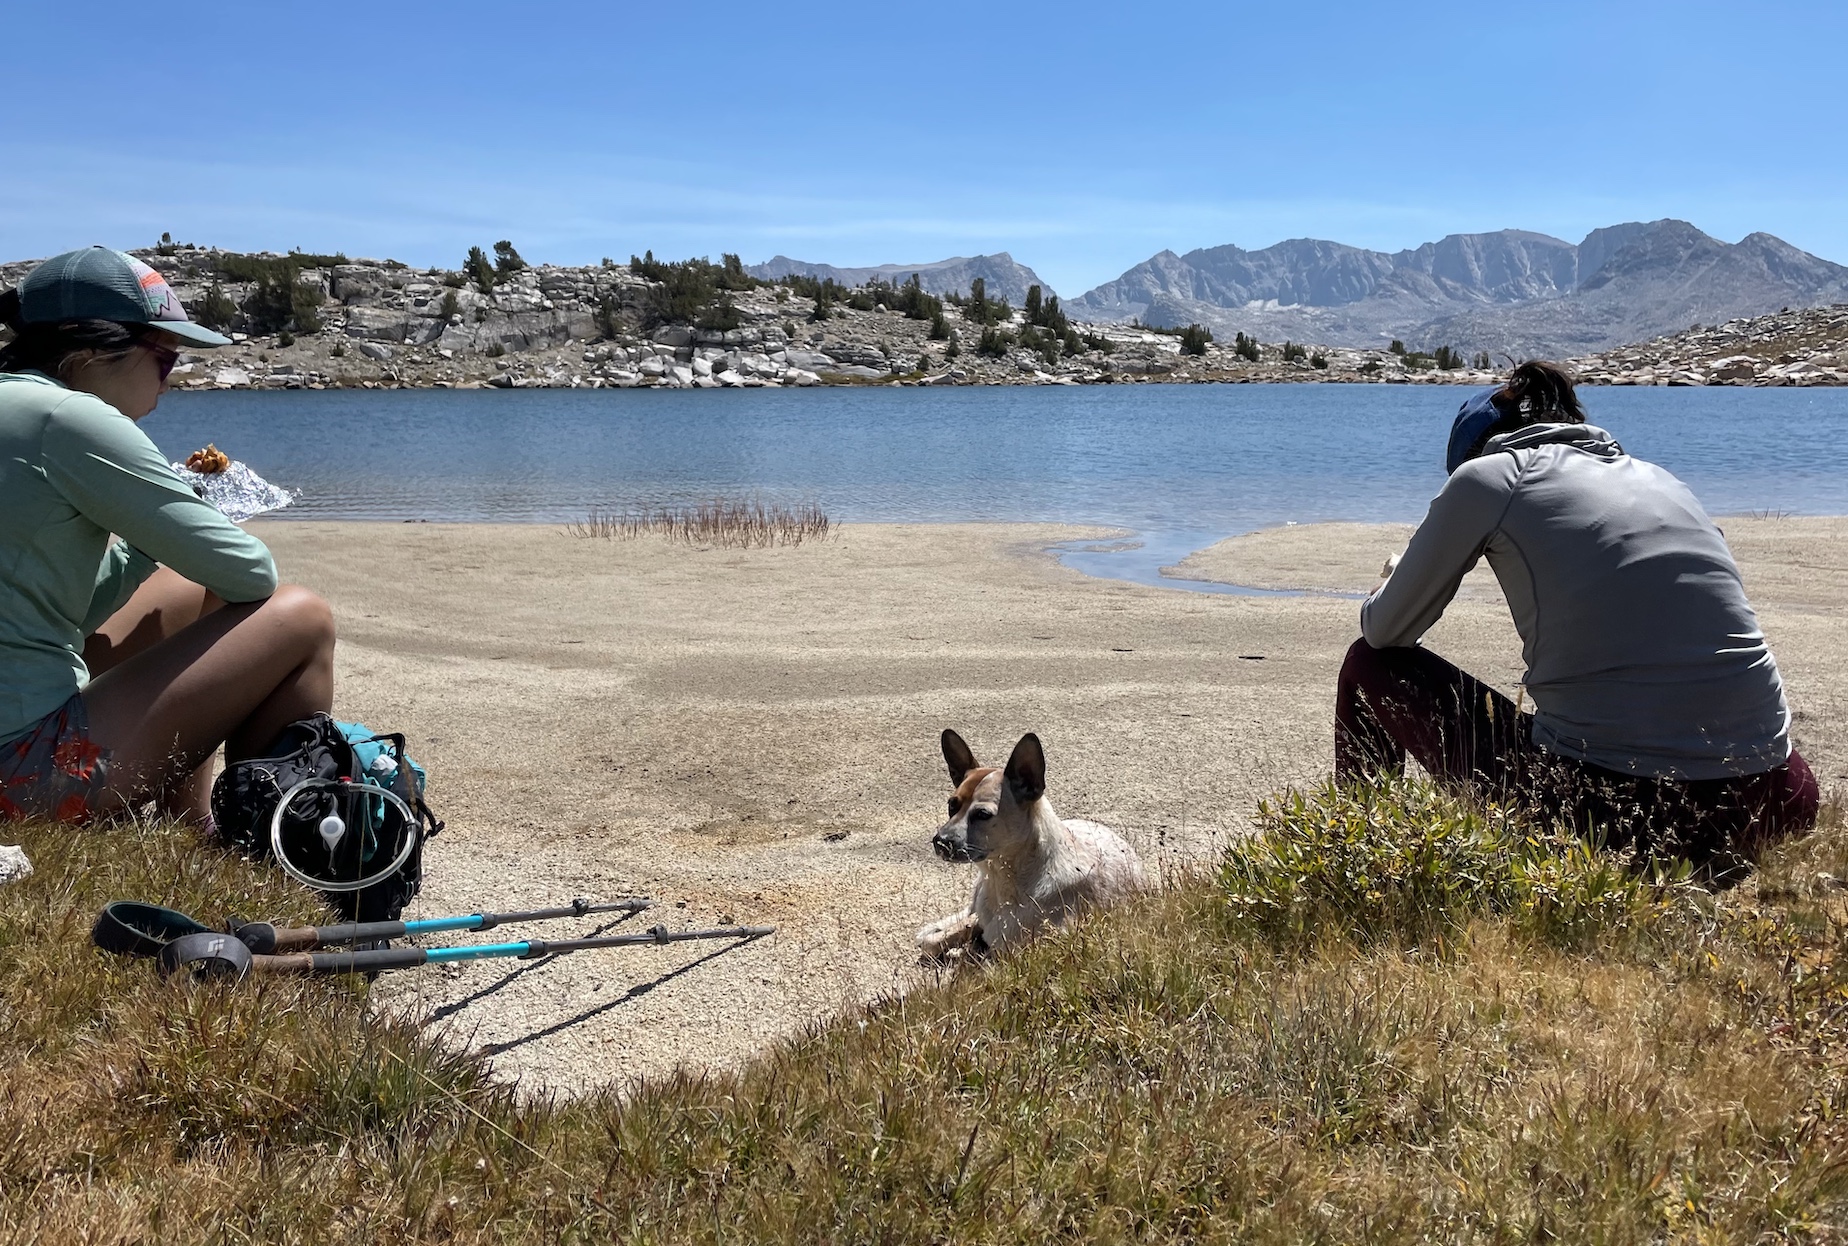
5,0,1844,296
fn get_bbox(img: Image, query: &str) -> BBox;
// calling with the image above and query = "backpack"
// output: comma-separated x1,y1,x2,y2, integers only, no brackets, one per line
211,714,443,924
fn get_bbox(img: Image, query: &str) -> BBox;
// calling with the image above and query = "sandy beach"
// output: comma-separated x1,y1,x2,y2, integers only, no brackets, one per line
251,516,1848,1095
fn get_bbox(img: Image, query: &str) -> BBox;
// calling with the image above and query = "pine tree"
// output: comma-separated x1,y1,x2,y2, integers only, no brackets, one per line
968,277,989,325
466,246,496,294
493,240,527,278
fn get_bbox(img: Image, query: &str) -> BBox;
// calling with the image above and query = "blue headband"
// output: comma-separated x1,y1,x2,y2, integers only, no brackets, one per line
1445,388,1505,475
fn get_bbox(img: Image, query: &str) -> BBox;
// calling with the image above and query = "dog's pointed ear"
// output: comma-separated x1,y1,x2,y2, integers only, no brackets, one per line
941,729,979,785
1004,733,1046,803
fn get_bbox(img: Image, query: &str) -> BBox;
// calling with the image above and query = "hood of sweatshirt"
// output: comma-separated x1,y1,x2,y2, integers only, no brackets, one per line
1484,422,1625,461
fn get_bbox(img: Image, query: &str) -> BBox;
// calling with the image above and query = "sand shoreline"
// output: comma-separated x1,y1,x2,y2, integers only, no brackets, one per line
249,517,1848,1095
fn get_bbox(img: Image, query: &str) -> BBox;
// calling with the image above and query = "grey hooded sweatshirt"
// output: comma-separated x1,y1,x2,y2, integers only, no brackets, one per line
1360,422,1791,780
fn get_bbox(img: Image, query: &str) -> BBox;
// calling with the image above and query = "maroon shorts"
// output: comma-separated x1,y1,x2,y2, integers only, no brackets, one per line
1335,638,1819,867
0,695,112,824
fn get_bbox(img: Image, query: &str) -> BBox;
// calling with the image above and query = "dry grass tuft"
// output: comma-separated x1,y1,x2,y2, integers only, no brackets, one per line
564,498,832,548
2,784,1846,1241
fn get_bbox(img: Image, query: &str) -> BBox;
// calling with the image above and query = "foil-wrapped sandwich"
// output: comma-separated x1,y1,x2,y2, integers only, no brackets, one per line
171,445,297,522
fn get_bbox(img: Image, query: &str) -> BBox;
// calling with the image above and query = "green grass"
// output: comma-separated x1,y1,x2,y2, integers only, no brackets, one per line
3,780,1846,1242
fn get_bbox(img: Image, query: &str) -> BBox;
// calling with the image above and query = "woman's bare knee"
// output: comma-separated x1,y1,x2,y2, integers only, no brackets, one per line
265,585,335,649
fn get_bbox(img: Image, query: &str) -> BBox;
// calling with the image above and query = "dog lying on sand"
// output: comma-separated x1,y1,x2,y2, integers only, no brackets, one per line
917,729,1145,960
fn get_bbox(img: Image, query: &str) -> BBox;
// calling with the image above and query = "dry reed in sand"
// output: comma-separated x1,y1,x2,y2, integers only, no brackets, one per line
564,497,832,548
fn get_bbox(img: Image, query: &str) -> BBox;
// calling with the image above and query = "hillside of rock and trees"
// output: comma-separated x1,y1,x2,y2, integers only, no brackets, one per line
0,235,1841,391
1566,303,1848,387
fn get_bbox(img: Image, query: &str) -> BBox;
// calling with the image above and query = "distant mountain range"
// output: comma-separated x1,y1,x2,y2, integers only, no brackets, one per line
745,253,1050,305
1067,220,1848,358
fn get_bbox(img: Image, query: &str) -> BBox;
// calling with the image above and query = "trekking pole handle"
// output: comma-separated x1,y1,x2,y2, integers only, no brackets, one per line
253,947,433,974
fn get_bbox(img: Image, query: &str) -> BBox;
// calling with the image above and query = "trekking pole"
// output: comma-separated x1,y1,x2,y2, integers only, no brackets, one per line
91,897,653,959
160,922,775,981
230,896,655,954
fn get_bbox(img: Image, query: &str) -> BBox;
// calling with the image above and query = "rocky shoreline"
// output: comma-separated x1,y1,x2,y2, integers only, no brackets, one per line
1566,304,1848,387
3,246,1842,390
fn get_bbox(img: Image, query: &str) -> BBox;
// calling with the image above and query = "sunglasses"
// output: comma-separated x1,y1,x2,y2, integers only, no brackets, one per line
138,340,181,380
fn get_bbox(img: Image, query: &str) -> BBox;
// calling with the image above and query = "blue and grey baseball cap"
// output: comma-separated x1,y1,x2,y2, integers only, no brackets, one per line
16,246,231,347
1445,387,1507,475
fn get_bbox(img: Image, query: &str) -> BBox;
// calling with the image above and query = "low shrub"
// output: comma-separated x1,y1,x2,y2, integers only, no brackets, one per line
696,294,741,332
1016,324,1060,365
213,251,345,284
211,252,328,334
193,283,238,330
976,326,1012,358
1220,778,1704,955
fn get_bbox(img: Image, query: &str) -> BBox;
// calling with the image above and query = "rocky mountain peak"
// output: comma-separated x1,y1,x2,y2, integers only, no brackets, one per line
745,253,1052,305
1071,219,1848,358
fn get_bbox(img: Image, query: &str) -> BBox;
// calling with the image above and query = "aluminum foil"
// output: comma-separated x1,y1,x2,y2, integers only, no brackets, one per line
169,460,298,522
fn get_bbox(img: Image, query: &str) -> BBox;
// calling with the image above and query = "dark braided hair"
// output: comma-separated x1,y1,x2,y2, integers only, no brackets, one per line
0,286,151,380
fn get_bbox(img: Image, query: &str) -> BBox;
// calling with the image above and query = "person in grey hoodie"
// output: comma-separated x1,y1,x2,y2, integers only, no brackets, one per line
1338,361,1817,868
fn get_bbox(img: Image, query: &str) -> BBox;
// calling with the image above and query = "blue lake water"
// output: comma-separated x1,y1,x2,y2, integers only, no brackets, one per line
147,384,1848,589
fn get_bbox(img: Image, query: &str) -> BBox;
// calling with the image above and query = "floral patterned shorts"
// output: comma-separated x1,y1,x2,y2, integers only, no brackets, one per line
1,695,111,824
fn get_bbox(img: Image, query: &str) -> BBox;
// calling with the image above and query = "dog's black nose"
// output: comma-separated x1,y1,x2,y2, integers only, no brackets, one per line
932,832,959,860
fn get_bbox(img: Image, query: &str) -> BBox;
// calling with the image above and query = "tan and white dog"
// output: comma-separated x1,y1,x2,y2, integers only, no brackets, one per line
916,729,1145,960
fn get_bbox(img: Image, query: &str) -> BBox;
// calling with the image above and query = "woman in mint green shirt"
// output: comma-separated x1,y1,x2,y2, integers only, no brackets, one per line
0,247,337,825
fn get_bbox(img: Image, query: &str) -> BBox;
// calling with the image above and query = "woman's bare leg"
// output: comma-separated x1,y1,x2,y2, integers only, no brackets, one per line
82,585,336,817
83,568,225,820
83,566,224,674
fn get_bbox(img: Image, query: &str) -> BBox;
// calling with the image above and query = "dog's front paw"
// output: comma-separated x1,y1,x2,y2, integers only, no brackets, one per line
917,911,980,962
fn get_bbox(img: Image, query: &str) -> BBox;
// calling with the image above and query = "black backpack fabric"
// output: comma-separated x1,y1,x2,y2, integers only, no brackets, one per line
211,713,442,924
